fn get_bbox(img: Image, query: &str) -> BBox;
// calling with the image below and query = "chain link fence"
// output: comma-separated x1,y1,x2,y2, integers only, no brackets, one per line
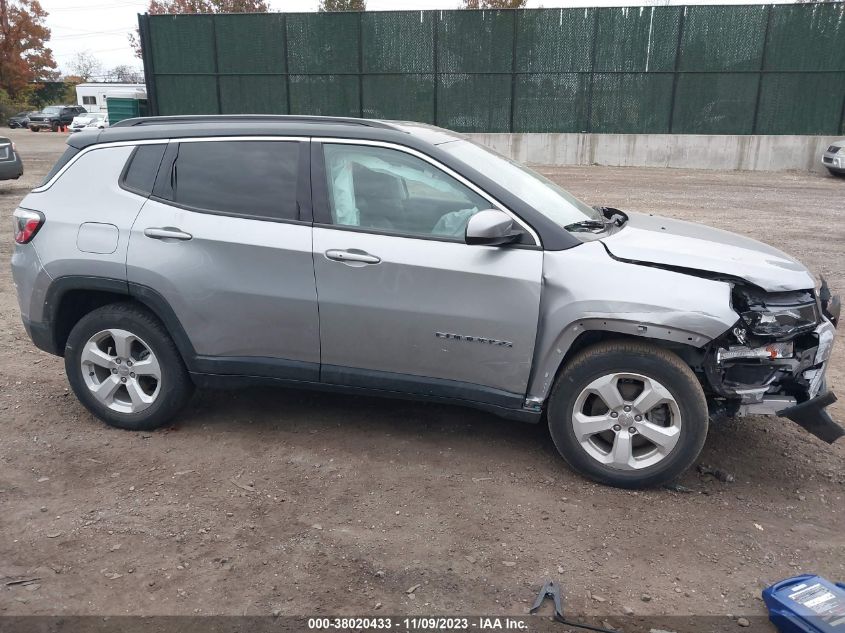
140,3,845,135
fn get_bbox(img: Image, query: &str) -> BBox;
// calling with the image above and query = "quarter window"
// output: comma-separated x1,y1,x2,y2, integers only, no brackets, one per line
82,96,96,105
322,144,490,239
171,140,300,221
122,144,166,196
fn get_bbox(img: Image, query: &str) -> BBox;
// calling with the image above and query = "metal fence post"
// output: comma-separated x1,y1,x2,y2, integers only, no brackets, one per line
358,11,364,118
211,15,222,114
584,8,600,133
282,13,291,115
509,9,518,133
751,4,774,134
433,11,439,126
668,6,685,133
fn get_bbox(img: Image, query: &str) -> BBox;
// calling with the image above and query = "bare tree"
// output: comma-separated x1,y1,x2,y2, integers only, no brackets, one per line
107,64,143,83
319,0,366,10
68,50,103,82
462,0,526,8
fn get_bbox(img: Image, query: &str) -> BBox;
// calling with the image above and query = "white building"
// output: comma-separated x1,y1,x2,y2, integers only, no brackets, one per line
75,83,147,113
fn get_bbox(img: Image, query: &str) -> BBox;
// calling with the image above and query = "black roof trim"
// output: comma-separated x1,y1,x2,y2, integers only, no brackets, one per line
111,114,401,130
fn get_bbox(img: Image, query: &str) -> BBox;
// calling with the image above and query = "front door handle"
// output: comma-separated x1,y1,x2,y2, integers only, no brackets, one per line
325,249,381,265
144,227,193,241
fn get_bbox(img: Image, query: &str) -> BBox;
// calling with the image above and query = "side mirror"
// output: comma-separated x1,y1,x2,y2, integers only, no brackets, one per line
465,209,522,246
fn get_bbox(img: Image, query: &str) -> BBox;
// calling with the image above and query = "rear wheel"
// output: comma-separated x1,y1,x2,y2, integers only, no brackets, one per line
29,126,39,132
50,121,59,132
65,303,193,430
548,340,708,488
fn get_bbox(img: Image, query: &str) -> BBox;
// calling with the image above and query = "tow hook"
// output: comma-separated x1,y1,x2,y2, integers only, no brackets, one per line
777,391,844,444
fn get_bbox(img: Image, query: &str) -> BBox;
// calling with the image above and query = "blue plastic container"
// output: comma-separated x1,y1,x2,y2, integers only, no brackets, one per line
763,575,845,633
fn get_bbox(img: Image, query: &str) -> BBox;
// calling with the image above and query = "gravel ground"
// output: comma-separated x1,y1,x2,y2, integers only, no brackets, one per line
0,128,842,625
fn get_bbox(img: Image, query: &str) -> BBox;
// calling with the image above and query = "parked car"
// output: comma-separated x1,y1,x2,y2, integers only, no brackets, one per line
70,113,108,133
0,136,23,180
8,112,33,129
28,105,87,132
822,141,845,176
10,115,842,488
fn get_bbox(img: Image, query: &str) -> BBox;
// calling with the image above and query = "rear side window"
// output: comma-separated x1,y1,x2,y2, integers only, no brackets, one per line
122,144,166,196
39,146,80,186
170,140,300,221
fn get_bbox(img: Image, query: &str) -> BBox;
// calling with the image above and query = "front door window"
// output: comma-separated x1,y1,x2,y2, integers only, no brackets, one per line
322,143,490,240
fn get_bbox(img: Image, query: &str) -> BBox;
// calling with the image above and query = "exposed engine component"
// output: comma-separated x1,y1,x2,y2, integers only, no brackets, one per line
703,282,841,442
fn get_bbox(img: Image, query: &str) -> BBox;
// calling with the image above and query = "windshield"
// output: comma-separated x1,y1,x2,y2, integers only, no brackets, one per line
440,139,602,229
43,106,61,114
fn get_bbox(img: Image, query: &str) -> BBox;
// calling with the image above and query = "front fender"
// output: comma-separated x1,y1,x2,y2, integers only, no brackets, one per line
527,242,739,402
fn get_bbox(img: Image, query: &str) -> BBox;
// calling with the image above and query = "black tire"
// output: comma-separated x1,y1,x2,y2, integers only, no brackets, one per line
29,126,38,132
827,168,845,178
51,121,59,132
65,303,194,431
547,340,708,489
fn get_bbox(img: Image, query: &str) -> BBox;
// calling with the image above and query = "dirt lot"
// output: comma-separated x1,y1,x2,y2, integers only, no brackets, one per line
0,128,843,625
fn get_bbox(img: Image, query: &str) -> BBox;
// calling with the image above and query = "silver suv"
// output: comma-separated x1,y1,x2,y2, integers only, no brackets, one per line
10,115,842,488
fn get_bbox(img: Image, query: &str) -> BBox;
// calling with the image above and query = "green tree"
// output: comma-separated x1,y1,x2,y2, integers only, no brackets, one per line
0,0,58,99
462,0,526,8
130,0,270,57
319,0,366,11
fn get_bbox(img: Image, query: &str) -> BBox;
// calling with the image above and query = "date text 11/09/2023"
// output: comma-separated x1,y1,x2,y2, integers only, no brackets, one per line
307,617,530,631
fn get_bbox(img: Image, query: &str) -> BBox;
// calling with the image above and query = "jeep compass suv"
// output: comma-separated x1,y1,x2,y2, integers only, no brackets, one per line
10,115,842,488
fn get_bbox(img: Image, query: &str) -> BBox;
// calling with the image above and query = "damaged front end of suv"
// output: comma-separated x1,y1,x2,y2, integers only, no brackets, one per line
705,279,841,442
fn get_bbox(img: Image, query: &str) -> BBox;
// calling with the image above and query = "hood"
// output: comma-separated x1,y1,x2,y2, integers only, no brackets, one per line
599,212,815,292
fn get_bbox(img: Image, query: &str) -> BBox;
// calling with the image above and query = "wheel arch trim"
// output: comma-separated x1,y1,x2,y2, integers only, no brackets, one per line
526,317,714,404
41,275,197,368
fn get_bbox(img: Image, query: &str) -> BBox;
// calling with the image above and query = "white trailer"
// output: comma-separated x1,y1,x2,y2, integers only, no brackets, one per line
75,83,146,114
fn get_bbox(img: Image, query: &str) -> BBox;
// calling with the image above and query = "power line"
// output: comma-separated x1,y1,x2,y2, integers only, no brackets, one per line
54,46,133,57
48,0,146,12
50,23,135,32
51,28,135,40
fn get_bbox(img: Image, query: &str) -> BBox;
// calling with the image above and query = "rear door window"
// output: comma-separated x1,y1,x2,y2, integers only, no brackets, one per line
169,140,301,221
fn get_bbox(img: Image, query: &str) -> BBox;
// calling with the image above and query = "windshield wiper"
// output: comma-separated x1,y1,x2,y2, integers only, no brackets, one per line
564,219,609,232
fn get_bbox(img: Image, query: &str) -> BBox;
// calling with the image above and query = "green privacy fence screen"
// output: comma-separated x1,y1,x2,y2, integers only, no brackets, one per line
139,2,845,135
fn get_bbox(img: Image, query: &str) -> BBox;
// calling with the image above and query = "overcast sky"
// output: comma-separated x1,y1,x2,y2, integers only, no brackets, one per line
42,0,810,77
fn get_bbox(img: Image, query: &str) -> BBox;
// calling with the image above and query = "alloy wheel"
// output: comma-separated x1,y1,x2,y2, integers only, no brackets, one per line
80,329,161,414
571,372,682,470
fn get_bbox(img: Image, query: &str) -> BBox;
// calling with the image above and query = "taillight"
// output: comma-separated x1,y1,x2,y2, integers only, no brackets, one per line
13,208,44,244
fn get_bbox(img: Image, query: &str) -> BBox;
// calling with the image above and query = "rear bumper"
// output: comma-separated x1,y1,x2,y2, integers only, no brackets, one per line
22,317,60,355
0,157,23,179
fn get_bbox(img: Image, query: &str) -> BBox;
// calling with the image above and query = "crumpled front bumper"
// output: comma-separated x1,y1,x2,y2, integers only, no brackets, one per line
710,314,842,443
777,391,842,444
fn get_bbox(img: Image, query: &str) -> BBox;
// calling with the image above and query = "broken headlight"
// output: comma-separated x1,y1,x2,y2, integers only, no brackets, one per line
732,286,818,338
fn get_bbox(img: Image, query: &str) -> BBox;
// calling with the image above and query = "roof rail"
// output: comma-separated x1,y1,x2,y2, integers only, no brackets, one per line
111,114,400,130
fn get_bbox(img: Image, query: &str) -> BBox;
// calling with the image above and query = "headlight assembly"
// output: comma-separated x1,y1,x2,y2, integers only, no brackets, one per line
732,285,818,338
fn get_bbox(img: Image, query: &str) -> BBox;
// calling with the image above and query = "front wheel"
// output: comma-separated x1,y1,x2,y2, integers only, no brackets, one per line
65,303,194,430
547,340,708,489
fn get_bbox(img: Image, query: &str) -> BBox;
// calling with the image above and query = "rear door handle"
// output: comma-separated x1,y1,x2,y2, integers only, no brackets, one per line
325,249,381,265
144,227,192,241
